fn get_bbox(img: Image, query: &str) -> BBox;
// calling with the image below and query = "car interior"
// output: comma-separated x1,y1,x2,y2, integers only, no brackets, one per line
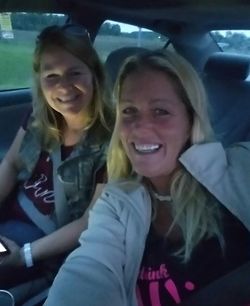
0,0,250,305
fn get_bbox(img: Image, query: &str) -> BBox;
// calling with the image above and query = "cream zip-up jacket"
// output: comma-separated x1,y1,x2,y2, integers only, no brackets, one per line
180,142,250,231
45,142,250,306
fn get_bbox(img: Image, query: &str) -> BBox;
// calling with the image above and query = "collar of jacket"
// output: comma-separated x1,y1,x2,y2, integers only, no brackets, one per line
180,141,250,231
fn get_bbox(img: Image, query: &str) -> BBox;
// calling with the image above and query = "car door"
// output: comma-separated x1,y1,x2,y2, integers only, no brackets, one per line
0,12,66,161
0,89,31,160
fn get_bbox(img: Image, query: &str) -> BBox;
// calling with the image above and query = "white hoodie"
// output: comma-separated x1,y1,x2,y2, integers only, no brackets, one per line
45,142,250,306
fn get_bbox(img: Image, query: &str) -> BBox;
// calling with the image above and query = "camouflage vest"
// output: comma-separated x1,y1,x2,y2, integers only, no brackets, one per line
18,120,110,223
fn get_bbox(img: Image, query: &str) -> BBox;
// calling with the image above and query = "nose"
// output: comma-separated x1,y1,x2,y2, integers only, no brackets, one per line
133,113,154,130
57,75,73,92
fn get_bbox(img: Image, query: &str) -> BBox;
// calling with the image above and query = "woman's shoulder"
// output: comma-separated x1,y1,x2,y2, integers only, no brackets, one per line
90,180,152,230
105,179,147,195
102,180,151,211
180,141,250,231
180,141,250,166
180,141,250,182
78,125,110,154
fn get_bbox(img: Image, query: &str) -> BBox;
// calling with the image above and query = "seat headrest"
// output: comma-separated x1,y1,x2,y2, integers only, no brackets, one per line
204,52,250,80
105,47,148,87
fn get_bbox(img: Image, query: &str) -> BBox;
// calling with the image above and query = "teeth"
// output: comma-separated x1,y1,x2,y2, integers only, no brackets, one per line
58,96,77,102
134,144,160,153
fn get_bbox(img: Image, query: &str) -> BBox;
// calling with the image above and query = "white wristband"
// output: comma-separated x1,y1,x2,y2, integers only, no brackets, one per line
23,243,34,268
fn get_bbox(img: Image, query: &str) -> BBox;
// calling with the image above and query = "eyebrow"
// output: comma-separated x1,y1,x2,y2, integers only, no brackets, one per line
119,98,173,104
41,64,85,72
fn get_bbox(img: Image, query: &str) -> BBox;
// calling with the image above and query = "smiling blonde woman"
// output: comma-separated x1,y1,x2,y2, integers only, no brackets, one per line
0,24,113,300
45,50,250,306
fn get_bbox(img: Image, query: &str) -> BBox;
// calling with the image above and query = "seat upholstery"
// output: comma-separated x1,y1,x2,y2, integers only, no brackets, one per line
203,52,250,146
105,46,148,88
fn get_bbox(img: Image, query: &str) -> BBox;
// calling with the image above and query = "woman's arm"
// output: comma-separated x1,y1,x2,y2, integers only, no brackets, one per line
0,127,25,207
0,184,104,269
44,185,128,306
31,216,85,261
30,183,104,262
0,207,90,267
44,183,150,306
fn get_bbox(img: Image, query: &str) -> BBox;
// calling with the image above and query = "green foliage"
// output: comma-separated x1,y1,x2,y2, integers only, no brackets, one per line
99,22,121,36
0,13,67,90
11,13,66,32
212,31,250,54
94,34,167,62
0,18,166,91
0,38,33,90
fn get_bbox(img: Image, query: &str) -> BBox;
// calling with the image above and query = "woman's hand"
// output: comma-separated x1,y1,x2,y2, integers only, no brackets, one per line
0,236,24,268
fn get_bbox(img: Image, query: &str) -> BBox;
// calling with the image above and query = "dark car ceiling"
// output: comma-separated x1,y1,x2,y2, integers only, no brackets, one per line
2,0,250,31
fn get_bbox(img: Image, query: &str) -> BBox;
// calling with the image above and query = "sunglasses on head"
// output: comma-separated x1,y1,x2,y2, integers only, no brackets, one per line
37,24,91,43
61,24,90,39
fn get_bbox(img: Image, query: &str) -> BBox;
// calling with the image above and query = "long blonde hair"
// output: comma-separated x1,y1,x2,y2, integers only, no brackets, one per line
108,50,223,262
31,25,113,149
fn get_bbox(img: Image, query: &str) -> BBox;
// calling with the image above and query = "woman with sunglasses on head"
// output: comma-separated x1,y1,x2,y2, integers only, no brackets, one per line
45,50,250,306
0,24,113,295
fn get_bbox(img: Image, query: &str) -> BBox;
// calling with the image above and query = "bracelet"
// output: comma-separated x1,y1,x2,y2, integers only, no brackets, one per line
23,243,34,268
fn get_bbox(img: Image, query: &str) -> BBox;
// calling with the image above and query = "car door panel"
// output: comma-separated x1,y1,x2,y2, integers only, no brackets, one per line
0,89,32,160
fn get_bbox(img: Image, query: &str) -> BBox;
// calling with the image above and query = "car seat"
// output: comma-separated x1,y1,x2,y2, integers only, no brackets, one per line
203,52,250,146
105,46,148,89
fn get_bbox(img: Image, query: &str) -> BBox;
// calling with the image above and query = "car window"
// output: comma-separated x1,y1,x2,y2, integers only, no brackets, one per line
94,20,169,62
211,30,250,55
0,12,66,91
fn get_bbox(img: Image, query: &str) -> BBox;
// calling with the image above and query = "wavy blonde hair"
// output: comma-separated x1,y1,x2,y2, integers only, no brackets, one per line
31,25,113,150
108,50,224,262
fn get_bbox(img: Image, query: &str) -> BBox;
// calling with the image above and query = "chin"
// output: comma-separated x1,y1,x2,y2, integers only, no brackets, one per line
135,168,160,178
64,106,85,115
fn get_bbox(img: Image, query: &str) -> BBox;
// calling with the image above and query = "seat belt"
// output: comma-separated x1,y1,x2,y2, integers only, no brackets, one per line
19,145,70,233
18,192,56,234
51,146,70,228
